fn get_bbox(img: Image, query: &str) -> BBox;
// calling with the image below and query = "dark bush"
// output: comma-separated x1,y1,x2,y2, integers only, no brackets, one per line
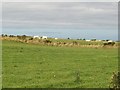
21,35,27,40
91,39,96,41
2,34,7,37
63,42,66,44
4,34,8,37
1,34,4,37
29,37,33,40
9,35,15,37
82,38,86,40
44,39,52,44
17,35,26,40
73,41,78,45
17,35,21,39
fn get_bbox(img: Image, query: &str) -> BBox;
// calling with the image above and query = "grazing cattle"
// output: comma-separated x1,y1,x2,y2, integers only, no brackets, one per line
42,36,47,39
33,36,40,39
108,40,113,42
103,41,115,46
44,39,52,43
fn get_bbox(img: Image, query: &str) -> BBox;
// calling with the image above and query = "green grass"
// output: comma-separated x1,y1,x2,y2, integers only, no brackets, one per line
2,40,118,88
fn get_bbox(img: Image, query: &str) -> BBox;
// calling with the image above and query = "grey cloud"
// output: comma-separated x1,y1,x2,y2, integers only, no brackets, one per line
2,2,118,29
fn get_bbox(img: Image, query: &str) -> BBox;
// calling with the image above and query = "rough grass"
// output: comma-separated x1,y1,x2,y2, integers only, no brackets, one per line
2,40,118,88
1,37,119,48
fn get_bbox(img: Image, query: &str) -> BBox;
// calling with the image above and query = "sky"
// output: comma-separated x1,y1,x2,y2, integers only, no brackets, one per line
2,0,119,2
2,2,118,40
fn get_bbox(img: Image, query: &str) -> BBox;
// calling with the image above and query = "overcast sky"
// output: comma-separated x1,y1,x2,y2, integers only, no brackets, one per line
2,2,118,29
2,2,118,40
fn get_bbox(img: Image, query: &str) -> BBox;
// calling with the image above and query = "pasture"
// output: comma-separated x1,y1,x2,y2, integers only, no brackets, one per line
2,40,118,88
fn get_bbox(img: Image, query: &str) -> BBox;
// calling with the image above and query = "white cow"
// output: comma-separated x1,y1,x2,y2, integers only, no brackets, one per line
33,36,40,39
108,40,113,42
42,36,47,39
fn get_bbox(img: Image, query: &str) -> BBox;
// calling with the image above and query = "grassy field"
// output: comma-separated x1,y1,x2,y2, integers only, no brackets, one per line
2,40,118,88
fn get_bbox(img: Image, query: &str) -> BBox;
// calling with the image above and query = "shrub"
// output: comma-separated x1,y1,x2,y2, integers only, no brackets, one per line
29,37,33,40
21,35,27,40
1,34,4,37
73,41,78,45
63,42,66,45
9,35,15,37
17,35,26,40
82,38,86,40
74,70,80,83
43,39,52,44
91,39,96,41
109,71,120,90
2,34,7,37
74,71,81,84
